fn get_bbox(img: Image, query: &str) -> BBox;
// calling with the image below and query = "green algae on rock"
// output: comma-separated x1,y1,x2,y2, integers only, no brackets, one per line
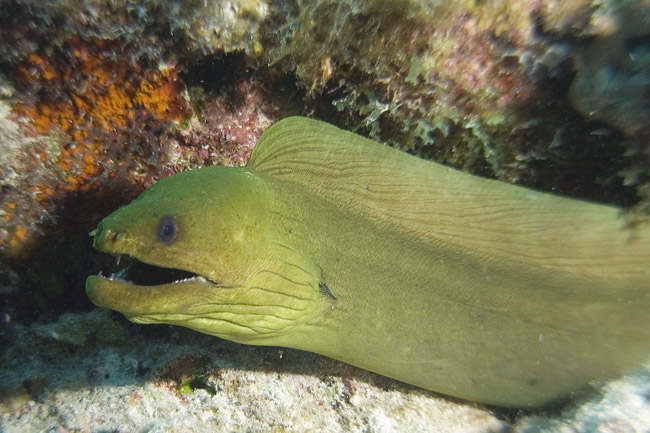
87,117,650,408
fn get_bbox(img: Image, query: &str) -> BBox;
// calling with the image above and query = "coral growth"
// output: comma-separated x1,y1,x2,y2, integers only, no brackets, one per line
170,0,270,56
0,0,270,66
173,79,281,170
266,0,641,207
13,37,186,184
2,37,188,257
1,0,645,213
267,0,547,171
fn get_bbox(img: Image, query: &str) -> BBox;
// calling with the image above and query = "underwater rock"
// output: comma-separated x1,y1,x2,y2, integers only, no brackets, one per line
568,1,650,141
0,0,270,64
1,321,508,432
31,309,124,346
0,79,52,257
168,0,269,56
2,319,650,432
514,362,650,433
566,0,650,211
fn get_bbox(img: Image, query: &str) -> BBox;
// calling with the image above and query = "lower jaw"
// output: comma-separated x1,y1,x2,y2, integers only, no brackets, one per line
85,274,219,315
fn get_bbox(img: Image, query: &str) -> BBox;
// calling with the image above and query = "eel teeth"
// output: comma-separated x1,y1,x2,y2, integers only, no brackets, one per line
171,276,223,286
173,276,199,284
106,271,128,282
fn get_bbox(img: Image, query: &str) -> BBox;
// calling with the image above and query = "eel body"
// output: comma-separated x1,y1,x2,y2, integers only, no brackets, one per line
86,116,650,407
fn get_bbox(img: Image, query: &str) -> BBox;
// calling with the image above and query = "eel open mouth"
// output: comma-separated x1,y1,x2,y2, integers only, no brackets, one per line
86,254,222,315
99,254,205,286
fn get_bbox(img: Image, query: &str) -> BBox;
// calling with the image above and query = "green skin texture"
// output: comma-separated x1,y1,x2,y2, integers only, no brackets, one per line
87,117,650,408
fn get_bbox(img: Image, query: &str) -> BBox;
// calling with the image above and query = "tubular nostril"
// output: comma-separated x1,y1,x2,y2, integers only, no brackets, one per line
90,223,103,239
92,225,125,247
91,225,102,248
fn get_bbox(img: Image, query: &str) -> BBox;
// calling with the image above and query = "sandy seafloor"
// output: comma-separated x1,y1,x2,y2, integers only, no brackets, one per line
1,309,649,433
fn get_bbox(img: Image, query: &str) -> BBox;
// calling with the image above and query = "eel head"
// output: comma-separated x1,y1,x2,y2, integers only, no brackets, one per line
86,166,323,345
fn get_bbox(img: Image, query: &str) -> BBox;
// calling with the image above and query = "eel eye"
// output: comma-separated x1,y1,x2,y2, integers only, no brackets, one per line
157,216,178,244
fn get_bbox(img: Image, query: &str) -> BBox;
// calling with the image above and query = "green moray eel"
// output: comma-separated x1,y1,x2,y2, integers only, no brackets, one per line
86,116,650,407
